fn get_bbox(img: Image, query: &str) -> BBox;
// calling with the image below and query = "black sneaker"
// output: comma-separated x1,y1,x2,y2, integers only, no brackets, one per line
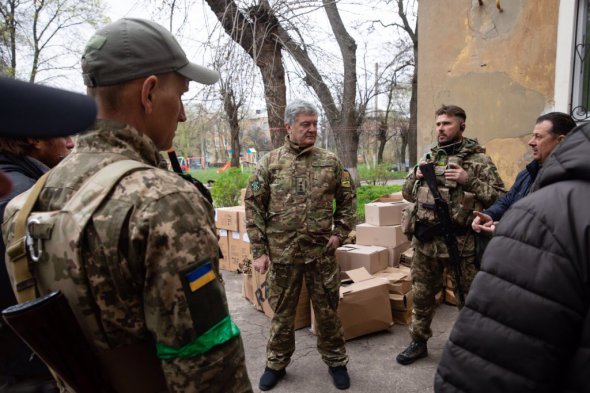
259,367,286,391
396,340,428,365
328,366,351,390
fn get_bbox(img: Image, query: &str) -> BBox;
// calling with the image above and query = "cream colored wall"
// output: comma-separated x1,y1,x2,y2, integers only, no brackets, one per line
417,0,560,186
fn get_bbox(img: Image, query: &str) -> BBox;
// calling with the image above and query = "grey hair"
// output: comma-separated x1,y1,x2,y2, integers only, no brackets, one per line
284,99,318,125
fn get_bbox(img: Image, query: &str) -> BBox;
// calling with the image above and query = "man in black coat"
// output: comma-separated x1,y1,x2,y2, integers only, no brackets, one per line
434,123,590,392
471,112,575,234
0,77,95,393
0,136,74,392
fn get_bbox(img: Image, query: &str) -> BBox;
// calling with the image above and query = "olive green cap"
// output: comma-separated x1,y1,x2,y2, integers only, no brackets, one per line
81,18,219,87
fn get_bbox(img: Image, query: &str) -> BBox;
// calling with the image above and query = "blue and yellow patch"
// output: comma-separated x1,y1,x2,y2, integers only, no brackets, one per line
186,261,216,292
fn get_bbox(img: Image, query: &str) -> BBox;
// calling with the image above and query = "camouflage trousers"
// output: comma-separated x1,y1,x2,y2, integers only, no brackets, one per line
266,258,348,370
409,249,478,342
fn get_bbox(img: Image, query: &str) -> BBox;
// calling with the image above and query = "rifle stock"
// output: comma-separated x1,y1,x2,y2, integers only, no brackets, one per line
419,162,465,305
2,291,116,393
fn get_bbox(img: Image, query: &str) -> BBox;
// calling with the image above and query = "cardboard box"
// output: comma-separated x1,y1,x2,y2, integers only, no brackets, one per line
399,247,414,267
251,270,311,330
336,245,388,275
390,289,413,325
364,201,411,226
218,229,230,271
390,290,413,310
371,191,404,203
240,188,247,206
237,208,247,235
388,242,411,267
216,207,240,231
392,308,412,325
373,267,412,295
242,273,255,304
356,223,406,248
337,268,393,340
445,288,459,306
227,231,243,272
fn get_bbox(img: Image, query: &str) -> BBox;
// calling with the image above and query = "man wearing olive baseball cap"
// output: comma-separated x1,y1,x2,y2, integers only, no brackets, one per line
3,18,252,392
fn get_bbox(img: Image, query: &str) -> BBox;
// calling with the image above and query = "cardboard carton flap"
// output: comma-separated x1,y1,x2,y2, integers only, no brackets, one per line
345,267,373,283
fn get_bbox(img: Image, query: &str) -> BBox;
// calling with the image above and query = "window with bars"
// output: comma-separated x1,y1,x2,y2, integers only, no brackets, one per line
572,0,590,120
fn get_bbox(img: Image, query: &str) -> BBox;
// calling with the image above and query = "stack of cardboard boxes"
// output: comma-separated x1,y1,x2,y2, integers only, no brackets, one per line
356,192,412,267
216,206,249,272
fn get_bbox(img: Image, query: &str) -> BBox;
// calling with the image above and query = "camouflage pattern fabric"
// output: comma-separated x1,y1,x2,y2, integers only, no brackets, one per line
244,136,356,263
409,249,477,341
245,136,355,369
402,137,504,342
266,257,347,370
3,120,252,393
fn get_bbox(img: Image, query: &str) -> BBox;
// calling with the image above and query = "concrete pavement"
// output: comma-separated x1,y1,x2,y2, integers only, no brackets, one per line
223,270,459,393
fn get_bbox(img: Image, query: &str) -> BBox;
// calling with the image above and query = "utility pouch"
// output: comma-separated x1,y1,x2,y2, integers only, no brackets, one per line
401,202,417,240
413,221,440,243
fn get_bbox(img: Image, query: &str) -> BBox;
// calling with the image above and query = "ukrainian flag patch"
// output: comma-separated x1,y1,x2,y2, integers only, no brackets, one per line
186,262,216,292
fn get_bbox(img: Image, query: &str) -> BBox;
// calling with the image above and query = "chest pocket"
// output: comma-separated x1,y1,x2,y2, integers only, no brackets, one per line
311,161,336,202
268,163,293,212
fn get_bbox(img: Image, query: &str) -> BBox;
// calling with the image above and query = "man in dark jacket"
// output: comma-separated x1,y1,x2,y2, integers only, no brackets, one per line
472,112,575,233
434,122,590,393
0,136,74,393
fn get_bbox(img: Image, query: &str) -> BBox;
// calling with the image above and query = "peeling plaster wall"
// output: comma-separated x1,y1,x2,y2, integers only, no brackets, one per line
417,0,559,186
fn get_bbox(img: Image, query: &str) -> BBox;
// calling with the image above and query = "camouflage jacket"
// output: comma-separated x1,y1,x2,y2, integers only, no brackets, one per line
402,137,505,258
245,137,356,264
3,120,248,392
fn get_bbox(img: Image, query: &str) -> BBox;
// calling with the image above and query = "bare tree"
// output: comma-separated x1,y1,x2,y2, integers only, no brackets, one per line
0,0,106,82
204,0,288,148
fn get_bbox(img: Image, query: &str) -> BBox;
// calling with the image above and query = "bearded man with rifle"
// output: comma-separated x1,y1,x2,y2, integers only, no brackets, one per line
396,105,505,365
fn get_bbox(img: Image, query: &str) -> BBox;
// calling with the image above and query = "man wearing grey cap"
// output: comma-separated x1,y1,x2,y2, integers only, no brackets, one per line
2,18,251,393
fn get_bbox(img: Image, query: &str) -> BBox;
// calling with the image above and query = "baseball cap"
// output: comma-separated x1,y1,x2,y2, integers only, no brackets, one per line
0,77,97,138
82,18,220,87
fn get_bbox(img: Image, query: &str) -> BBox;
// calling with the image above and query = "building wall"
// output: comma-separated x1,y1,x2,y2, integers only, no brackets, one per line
417,0,560,186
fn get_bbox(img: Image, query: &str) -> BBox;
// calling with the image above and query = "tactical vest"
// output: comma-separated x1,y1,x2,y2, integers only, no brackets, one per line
412,150,482,229
4,160,168,393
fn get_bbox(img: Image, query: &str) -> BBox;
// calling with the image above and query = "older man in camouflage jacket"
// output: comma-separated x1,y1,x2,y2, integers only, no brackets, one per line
396,105,505,366
3,19,251,392
245,99,356,391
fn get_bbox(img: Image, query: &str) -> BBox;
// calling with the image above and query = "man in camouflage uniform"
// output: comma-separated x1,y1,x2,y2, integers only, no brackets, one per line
396,105,505,365
245,99,355,391
3,19,251,392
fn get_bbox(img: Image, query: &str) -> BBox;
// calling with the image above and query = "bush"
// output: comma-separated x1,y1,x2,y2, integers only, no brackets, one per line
356,184,402,221
210,167,249,207
358,163,407,185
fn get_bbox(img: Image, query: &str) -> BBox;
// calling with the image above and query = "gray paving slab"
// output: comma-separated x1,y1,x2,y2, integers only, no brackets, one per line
223,270,459,393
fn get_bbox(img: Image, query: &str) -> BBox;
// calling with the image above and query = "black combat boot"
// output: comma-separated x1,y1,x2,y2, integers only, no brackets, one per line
259,367,286,391
329,366,351,390
396,339,428,365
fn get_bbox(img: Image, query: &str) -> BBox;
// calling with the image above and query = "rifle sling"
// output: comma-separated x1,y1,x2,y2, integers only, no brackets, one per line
7,171,51,303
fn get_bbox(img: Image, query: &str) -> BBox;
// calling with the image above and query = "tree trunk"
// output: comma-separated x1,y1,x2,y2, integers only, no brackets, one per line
377,119,387,164
222,87,241,167
204,0,287,148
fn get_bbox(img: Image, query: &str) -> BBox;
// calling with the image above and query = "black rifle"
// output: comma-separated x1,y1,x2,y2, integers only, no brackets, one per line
167,149,213,204
2,291,116,393
419,162,465,305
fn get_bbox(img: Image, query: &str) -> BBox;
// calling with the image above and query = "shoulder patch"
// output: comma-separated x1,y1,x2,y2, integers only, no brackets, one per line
186,261,216,292
250,179,261,192
341,171,351,188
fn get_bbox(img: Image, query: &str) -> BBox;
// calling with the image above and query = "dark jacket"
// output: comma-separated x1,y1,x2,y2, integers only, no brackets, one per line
0,152,51,379
483,159,540,221
434,124,590,393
